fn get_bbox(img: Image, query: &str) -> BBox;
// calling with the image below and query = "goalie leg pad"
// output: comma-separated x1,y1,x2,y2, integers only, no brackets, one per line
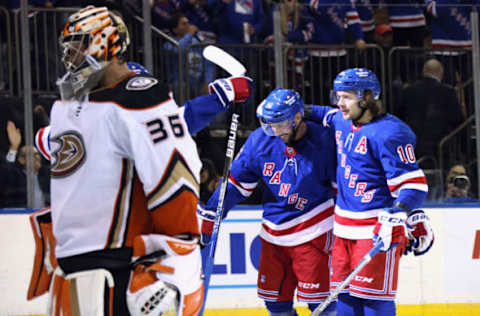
28,208,58,300
127,234,203,316
47,267,114,316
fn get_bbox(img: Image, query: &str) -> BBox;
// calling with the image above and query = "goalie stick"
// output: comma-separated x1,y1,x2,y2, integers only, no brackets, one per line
311,241,384,316
199,45,246,316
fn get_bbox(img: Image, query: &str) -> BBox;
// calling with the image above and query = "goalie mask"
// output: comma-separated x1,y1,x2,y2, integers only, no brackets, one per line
57,6,130,100
127,234,204,316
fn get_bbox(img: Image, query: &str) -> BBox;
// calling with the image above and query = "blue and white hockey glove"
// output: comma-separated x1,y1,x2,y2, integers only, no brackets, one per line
405,210,434,256
197,202,216,247
373,209,408,252
208,76,253,107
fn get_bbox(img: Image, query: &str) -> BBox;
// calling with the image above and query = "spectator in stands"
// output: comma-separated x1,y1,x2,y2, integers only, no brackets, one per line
375,23,393,50
397,58,464,169
180,0,218,43
164,12,216,97
258,0,301,44
381,0,426,47
374,24,393,83
444,163,478,203
151,0,182,31
212,0,265,44
354,0,375,44
287,0,365,104
256,0,304,97
0,121,49,208
426,0,480,51
425,0,480,115
199,158,219,204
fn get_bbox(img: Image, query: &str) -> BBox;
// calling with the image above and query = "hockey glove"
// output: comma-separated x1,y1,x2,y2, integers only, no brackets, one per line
197,202,215,247
373,208,408,252
208,76,253,107
405,210,434,256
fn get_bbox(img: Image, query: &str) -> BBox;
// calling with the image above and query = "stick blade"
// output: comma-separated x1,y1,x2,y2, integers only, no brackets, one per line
203,45,246,76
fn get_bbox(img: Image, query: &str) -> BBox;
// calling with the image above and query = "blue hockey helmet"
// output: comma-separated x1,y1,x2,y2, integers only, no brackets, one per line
256,88,304,136
332,68,381,103
127,62,150,75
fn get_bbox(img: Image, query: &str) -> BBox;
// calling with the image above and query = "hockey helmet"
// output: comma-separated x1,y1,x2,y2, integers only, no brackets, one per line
127,62,150,75
331,68,381,104
256,88,304,136
57,6,130,99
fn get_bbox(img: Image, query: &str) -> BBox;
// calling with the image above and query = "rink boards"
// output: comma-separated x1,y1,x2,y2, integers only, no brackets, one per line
1,205,480,315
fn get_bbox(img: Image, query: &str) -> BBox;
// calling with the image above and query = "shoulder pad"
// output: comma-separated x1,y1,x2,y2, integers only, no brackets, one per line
90,74,171,110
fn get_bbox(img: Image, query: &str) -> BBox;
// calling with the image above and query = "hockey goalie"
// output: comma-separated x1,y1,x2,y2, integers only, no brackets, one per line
26,5,252,316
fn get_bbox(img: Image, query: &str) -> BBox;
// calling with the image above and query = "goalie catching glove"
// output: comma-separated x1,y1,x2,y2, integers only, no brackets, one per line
127,234,204,316
373,208,408,252
405,210,434,256
208,76,253,107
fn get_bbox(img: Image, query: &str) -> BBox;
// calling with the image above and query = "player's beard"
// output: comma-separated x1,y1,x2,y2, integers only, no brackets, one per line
284,120,303,146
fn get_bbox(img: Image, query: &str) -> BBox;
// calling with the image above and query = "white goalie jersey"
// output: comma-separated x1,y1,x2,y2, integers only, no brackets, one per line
48,73,202,259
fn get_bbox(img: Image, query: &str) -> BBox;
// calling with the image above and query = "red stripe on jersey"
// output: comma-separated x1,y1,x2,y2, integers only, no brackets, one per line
262,206,334,236
388,176,427,193
432,43,472,49
229,174,255,192
36,128,51,161
334,213,377,226
390,17,425,23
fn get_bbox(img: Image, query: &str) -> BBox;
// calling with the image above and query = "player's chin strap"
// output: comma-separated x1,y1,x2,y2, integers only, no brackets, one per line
352,100,368,126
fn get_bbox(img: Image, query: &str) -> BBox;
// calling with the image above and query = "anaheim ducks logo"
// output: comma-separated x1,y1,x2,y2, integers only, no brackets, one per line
51,131,86,178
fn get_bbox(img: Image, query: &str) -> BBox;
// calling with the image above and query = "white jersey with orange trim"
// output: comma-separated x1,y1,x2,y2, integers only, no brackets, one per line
49,73,202,259
309,106,428,240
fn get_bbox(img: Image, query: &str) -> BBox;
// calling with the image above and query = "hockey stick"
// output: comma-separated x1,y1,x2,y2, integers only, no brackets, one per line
311,241,384,316
199,45,246,316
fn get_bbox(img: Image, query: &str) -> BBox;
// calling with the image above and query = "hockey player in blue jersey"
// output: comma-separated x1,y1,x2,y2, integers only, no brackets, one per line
198,88,338,316
307,68,434,315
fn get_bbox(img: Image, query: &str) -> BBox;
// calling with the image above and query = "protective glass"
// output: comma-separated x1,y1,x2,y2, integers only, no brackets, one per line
260,117,295,136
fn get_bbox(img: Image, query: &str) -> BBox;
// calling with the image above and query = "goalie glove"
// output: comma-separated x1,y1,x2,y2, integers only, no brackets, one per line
405,210,434,256
197,202,216,247
373,209,408,252
208,76,253,107
127,234,204,316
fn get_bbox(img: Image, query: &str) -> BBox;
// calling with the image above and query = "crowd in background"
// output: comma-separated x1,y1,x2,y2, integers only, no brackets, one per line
0,0,479,208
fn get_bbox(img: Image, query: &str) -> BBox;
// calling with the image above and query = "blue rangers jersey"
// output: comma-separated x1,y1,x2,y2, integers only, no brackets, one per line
353,0,375,33
382,0,426,28
309,106,428,240
426,0,480,49
291,0,363,45
205,121,337,246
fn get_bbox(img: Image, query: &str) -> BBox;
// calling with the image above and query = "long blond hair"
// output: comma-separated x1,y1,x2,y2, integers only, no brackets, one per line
280,1,301,36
